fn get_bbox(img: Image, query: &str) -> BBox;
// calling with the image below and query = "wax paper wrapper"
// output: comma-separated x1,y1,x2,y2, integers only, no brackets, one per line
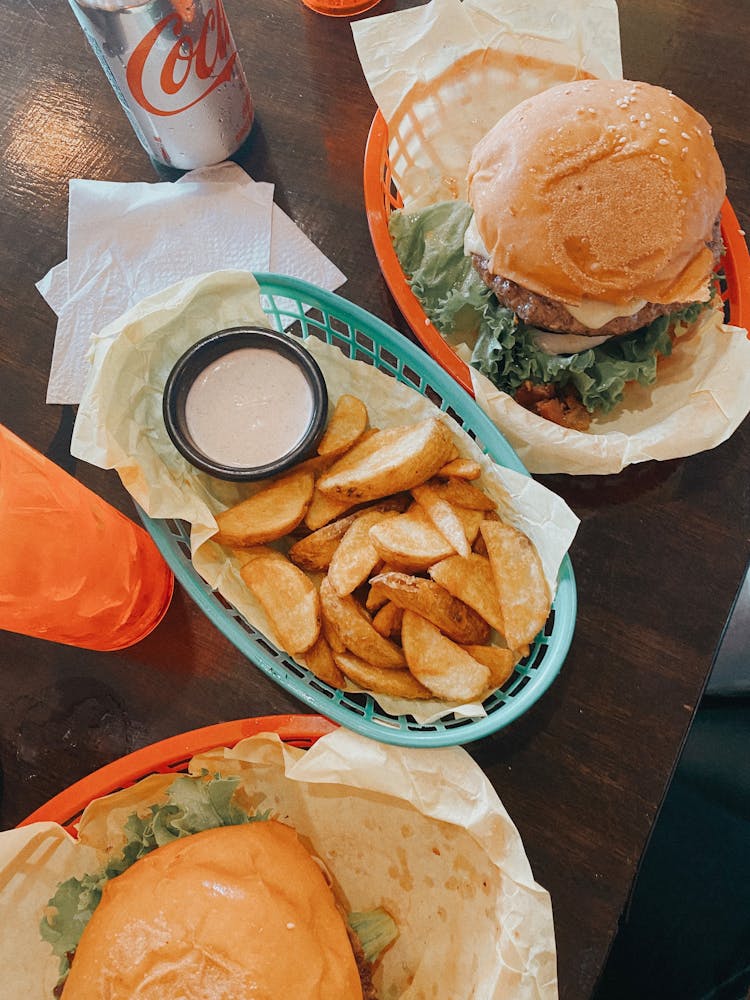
352,0,750,475
0,728,558,999
70,269,578,724
352,0,622,210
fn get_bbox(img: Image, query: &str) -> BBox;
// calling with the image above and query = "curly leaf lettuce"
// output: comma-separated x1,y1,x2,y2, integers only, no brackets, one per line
389,200,708,415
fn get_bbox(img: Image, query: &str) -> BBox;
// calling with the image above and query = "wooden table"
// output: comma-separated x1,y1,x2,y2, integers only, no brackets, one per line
1,1,748,996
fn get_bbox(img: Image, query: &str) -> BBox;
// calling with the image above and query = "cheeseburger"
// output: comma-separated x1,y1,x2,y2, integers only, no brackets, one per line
464,78,726,427
54,821,379,999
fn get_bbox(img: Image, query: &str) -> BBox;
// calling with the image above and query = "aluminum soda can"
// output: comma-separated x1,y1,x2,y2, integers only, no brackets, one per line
68,0,254,170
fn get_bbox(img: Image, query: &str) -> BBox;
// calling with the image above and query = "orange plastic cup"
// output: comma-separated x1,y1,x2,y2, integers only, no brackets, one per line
0,425,174,651
299,0,382,16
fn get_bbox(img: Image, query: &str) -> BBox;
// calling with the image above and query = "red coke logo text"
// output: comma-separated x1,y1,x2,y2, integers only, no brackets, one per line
126,0,237,117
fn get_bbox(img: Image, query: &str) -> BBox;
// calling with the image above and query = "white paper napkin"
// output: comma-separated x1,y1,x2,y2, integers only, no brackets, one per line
37,162,346,405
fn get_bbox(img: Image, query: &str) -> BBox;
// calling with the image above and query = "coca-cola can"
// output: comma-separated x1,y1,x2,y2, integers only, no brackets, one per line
68,0,254,170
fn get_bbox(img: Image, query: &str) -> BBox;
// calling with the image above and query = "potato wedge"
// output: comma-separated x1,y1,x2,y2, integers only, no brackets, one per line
317,394,369,458
288,511,361,572
480,520,551,650
321,611,346,654
411,483,471,557
303,634,345,688
365,576,390,612
292,497,411,571
305,478,412,532
319,576,406,668
334,651,432,700
369,572,490,645
371,601,404,639
327,509,399,596
437,458,482,480
368,506,453,571
430,478,497,512
317,417,456,503
306,431,388,527
369,505,483,573
304,487,354,531
401,611,490,702
215,469,314,547
428,553,505,634
231,545,282,569
240,552,320,654
459,644,518,690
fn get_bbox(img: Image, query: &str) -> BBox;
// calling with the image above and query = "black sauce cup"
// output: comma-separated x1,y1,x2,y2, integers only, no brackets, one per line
163,326,328,481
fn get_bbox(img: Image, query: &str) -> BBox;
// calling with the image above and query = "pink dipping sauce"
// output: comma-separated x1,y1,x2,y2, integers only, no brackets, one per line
184,348,314,468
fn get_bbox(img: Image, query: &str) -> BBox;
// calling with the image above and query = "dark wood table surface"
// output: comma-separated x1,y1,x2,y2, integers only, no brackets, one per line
1,1,748,997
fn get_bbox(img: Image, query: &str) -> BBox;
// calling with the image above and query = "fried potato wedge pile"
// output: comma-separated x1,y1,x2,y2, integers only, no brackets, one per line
212,398,552,705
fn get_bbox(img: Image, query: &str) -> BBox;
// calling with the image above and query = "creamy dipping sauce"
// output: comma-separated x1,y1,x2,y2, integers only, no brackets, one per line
185,348,314,468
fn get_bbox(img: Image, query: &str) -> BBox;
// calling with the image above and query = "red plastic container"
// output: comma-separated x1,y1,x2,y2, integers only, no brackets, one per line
20,714,336,834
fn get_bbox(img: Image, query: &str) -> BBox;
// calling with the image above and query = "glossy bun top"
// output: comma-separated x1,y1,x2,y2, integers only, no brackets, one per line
467,79,725,305
60,821,363,1000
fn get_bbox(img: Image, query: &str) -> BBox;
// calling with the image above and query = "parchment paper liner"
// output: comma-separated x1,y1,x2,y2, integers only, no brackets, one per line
352,0,750,474
70,269,579,724
0,728,558,998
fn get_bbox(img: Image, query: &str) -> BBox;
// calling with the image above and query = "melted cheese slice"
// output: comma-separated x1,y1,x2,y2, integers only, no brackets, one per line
563,297,648,329
464,215,489,258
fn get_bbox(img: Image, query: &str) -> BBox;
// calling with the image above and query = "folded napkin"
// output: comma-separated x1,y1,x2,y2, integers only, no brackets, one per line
37,162,346,404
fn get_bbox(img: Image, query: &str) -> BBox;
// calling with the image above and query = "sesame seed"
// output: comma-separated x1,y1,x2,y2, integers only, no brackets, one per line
658,138,669,145
644,112,652,120
658,127,667,134
681,131,690,140
673,116,680,123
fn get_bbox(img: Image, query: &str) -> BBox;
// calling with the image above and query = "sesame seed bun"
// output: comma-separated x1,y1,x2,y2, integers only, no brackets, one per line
60,821,364,1000
467,79,725,307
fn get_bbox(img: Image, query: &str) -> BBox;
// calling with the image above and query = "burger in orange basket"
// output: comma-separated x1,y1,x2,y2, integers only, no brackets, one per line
391,78,727,430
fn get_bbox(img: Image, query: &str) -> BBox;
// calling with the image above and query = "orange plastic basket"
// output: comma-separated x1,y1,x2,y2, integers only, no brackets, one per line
19,714,336,834
364,109,750,397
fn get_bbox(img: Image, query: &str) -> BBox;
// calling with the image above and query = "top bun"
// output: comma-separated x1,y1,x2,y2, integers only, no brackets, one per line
467,79,725,306
60,820,364,1000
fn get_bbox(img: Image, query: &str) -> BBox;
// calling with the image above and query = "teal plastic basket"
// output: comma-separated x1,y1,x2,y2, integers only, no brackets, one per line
138,273,577,748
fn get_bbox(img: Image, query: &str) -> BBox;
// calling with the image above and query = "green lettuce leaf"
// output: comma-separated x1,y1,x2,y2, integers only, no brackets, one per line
348,908,399,965
389,200,709,415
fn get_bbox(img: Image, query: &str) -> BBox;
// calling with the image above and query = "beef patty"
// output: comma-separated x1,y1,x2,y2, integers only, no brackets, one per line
472,215,723,338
